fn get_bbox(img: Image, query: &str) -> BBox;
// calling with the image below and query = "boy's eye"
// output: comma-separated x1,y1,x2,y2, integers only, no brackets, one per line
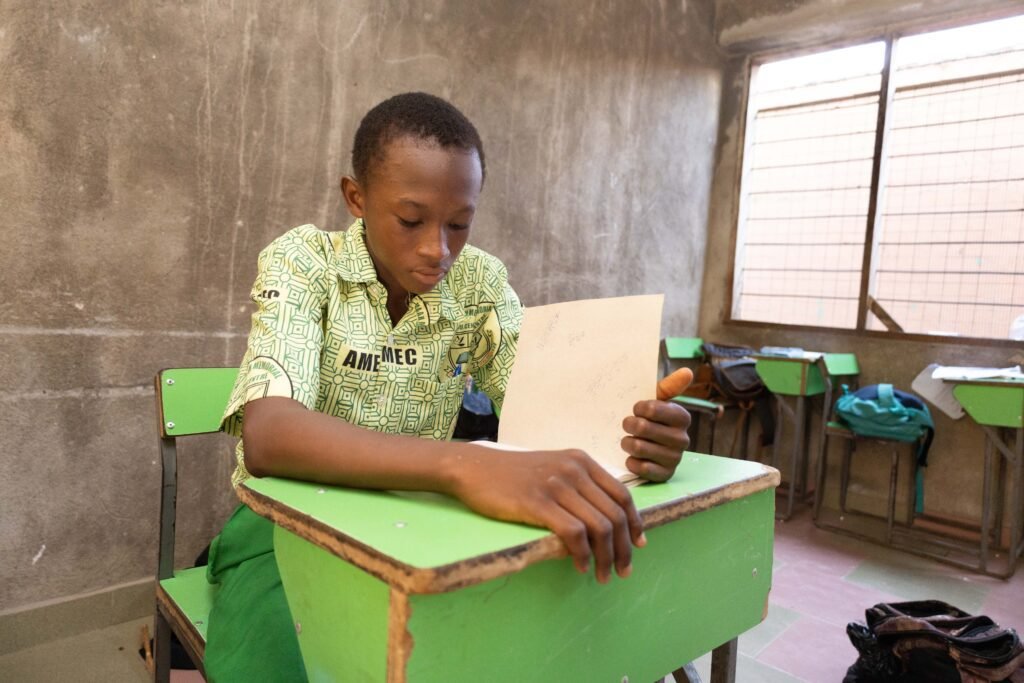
448,223,470,231
397,217,422,228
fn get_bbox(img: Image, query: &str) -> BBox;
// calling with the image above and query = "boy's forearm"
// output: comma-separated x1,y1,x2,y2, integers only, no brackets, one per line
241,396,466,494
241,396,650,583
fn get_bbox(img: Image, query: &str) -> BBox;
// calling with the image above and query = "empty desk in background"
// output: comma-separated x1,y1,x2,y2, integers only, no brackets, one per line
237,453,780,682
945,376,1024,578
754,351,824,520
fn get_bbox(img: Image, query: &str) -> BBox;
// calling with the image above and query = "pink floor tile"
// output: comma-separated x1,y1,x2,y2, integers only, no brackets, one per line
770,562,902,628
774,531,867,577
772,515,872,577
758,614,859,682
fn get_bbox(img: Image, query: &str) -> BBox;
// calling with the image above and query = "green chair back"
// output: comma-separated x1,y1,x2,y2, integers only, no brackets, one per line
823,353,859,378
155,367,238,582
663,337,705,360
157,368,239,437
153,367,238,678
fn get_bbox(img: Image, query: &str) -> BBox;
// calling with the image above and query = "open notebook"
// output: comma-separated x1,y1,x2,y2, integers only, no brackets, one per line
479,294,664,487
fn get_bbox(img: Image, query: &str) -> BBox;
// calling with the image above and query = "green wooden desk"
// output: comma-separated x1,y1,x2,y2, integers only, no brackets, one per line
237,454,780,682
754,354,825,520
946,377,1024,578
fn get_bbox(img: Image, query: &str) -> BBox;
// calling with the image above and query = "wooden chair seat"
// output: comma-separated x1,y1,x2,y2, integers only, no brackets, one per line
670,394,726,418
826,420,854,438
155,566,218,668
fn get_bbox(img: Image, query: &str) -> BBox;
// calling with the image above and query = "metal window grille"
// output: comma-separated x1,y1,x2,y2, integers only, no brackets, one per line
733,15,1024,340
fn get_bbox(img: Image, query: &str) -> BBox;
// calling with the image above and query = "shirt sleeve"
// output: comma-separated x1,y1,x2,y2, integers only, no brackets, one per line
470,263,522,413
221,225,331,437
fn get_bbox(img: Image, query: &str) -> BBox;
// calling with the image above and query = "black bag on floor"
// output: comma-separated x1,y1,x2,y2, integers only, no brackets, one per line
844,600,1024,683
700,342,775,448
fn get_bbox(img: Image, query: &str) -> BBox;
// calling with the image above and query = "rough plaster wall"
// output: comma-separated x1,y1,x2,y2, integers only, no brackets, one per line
1,1,723,613
715,0,1024,53
702,4,1024,522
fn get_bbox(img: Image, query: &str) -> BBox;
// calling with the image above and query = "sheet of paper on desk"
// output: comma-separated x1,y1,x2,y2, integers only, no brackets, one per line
497,294,664,487
931,365,1024,381
912,364,964,420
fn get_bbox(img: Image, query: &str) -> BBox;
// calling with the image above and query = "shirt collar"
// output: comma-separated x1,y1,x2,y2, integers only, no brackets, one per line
334,219,465,323
334,219,378,283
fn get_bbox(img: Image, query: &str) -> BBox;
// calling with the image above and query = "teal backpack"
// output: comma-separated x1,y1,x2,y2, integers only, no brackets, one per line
835,383,935,512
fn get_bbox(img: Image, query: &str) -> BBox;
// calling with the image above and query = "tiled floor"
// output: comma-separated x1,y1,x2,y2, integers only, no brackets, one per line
0,617,196,683
686,509,1024,682
3,508,1022,682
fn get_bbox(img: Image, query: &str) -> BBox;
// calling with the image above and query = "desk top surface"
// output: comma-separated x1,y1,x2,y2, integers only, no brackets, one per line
753,352,822,364
238,452,779,593
942,376,1024,387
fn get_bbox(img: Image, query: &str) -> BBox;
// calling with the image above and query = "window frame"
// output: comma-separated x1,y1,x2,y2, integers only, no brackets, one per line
724,12,1024,347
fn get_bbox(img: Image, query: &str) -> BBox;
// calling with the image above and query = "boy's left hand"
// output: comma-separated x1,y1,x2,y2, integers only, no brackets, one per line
621,400,691,482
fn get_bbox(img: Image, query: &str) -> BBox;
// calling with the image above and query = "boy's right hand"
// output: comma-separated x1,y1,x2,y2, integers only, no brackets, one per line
447,446,644,584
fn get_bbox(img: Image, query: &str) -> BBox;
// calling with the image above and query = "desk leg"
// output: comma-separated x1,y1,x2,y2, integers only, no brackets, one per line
773,396,792,520
667,640,737,683
154,609,171,683
710,638,737,683
980,425,1024,577
670,662,701,683
994,447,1006,546
981,436,994,573
796,396,808,498
691,415,703,457
784,396,806,521
1012,429,1023,563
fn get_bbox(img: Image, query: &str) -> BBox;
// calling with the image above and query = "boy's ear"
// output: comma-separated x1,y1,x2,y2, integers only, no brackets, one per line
340,176,365,218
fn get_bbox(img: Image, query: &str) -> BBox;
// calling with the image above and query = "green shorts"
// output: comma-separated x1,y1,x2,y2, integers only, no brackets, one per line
204,504,307,682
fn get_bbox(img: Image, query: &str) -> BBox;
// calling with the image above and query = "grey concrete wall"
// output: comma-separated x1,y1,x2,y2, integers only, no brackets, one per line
1,1,724,616
703,0,1024,522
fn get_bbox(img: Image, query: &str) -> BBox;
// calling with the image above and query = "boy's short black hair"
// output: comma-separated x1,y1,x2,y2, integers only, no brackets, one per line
352,92,486,185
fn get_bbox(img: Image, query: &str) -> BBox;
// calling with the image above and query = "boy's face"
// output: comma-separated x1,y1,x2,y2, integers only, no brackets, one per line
342,136,483,297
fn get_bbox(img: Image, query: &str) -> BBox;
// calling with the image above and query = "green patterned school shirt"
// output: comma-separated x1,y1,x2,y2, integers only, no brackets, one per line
221,220,522,486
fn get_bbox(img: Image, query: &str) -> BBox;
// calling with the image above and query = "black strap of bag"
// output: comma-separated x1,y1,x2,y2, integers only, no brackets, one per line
845,600,1024,683
701,342,763,402
700,342,775,447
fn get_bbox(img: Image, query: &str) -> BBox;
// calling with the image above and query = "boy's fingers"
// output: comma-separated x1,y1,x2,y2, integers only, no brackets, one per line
582,457,645,547
622,415,689,451
633,400,691,428
621,435,686,469
625,454,675,483
543,504,592,574
571,477,635,579
554,488,617,584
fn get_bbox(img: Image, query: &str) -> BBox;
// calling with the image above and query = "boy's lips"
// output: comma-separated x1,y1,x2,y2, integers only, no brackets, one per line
412,268,446,286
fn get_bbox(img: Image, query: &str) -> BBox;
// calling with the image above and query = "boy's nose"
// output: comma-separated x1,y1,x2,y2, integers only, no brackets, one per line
418,224,450,263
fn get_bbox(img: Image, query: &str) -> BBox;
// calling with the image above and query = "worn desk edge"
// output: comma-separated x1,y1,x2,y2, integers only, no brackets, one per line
237,464,781,595
941,377,1024,388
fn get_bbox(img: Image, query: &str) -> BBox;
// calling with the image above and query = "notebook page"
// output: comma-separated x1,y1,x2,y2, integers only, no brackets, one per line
497,294,664,484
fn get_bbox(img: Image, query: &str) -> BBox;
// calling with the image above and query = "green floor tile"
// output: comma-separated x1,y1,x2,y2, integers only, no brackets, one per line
844,557,989,613
740,604,802,657
689,652,806,683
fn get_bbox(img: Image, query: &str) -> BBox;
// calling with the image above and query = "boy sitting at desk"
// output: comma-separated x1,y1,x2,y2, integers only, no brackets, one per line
209,92,691,681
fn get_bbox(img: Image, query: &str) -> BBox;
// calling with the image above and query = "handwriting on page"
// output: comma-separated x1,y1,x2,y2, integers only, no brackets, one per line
497,295,664,483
